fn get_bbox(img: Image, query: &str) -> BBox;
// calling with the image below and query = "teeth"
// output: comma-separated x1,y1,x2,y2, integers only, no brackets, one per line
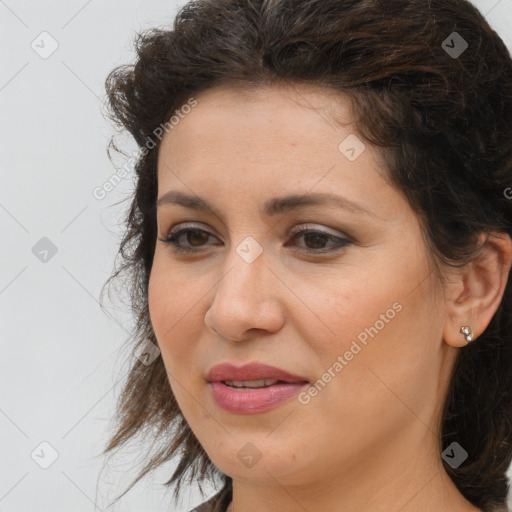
224,379,279,388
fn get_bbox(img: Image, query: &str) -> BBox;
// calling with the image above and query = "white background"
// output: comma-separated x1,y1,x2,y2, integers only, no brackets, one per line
1,1,512,511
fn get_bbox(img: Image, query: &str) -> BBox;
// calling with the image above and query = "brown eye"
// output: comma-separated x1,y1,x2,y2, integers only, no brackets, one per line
302,231,331,249
285,228,351,253
160,226,220,253
185,229,210,247
159,223,352,255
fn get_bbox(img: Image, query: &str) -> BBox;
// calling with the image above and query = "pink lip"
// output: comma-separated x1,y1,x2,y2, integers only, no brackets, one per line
206,362,309,414
206,362,309,383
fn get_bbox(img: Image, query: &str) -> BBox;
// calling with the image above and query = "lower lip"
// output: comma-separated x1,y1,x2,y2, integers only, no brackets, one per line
209,381,309,414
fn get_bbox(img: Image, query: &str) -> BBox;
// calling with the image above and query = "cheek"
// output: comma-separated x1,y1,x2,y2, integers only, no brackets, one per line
147,268,167,338
297,257,433,400
148,272,195,409
148,257,189,335
148,264,184,365
147,261,205,374
294,271,403,357
321,283,440,426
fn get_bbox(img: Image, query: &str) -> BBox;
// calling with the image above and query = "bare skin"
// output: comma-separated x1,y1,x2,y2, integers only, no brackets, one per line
148,82,511,512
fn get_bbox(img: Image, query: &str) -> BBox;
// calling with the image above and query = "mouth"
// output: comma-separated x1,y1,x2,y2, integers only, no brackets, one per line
206,361,310,385
221,378,304,389
206,362,310,414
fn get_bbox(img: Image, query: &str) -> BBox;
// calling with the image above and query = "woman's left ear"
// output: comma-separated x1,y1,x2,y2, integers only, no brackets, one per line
443,231,512,348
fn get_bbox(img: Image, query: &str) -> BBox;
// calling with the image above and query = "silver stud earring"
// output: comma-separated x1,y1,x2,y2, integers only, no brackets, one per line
460,325,473,343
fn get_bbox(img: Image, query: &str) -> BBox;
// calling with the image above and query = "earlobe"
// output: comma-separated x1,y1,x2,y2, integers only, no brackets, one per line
459,325,474,343
443,231,512,349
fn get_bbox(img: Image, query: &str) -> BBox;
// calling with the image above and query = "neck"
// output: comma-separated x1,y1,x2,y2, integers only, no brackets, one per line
225,426,481,512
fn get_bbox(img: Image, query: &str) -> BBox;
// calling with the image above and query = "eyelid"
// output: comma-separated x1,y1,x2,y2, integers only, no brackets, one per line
288,223,346,238
166,221,217,237
164,221,347,240
160,221,354,256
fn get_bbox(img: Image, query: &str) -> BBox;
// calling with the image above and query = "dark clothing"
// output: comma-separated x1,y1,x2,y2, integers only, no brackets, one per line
190,481,232,512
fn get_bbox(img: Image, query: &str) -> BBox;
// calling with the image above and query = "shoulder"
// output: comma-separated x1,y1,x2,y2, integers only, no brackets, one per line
189,496,216,512
189,482,232,512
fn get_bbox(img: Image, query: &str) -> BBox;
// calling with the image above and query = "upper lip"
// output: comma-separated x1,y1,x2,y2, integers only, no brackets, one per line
206,362,309,383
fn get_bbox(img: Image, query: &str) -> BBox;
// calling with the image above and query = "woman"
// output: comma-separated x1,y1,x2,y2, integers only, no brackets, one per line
100,0,512,511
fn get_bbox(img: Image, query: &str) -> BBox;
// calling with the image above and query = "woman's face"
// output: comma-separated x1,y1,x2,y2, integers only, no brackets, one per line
148,83,455,490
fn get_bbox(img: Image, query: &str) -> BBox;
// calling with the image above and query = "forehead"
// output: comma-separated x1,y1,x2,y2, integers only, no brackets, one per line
160,83,357,147
155,82,404,221
158,83,384,175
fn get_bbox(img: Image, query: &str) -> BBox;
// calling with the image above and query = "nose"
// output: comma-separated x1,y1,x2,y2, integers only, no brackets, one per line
204,247,286,342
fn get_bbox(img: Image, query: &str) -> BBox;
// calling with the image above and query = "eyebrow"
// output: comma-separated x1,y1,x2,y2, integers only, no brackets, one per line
156,190,377,219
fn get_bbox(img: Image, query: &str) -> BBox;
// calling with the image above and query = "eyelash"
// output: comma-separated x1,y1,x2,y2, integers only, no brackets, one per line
158,224,352,255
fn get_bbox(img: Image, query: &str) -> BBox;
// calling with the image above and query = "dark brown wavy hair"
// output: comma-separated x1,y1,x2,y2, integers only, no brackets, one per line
100,0,512,510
